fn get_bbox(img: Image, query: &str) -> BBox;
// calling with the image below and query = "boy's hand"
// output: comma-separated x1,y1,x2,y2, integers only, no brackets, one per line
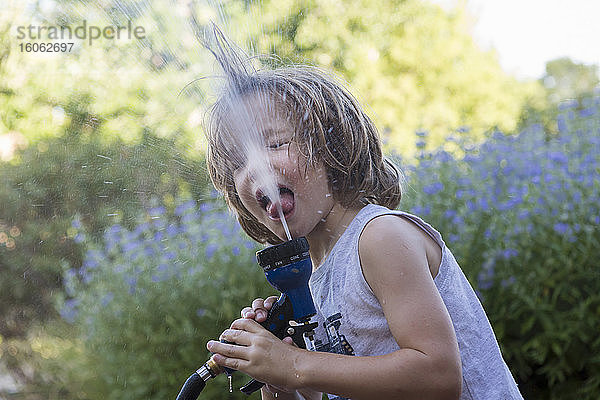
241,296,279,322
207,318,304,391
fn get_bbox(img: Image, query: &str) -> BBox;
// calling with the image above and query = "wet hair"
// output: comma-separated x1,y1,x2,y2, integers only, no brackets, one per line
204,26,403,244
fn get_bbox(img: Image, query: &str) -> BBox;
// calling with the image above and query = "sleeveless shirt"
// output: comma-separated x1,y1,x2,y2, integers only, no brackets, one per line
307,204,523,400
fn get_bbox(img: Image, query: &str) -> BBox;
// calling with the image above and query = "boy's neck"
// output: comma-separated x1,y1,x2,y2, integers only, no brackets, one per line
306,203,363,269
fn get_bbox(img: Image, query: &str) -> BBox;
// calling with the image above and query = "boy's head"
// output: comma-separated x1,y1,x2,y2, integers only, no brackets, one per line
204,29,402,244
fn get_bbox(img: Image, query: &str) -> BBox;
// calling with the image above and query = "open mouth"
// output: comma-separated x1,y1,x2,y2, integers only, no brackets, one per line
256,186,295,220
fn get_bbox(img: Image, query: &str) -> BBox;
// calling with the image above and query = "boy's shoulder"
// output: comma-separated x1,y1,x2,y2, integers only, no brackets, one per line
360,212,426,245
359,212,442,277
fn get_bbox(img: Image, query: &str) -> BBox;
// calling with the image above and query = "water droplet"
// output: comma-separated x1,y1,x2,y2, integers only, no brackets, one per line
228,375,232,393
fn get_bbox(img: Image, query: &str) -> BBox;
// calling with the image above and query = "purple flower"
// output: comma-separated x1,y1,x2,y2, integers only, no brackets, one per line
74,233,85,243
205,244,218,259
126,276,137,294
548,151,568,164
108,224,122,235
444,210,457,219
166,224,179,236
134,223,150,236
181,212,199,223
232,246,241,256
149,206,166,216
83,259,99,269
60,298,80,323
558,99,578,110
579,107,595,118
477,197,489,212
200,202,213,213
557,115,567,134
157,263,168,272
122,241,140,253
501,249,518,259
101,292,114,306
477,275,493,290
412,205,431,216
553,222,569,235
423,182,444,195
466,200,476,212
175,200,196,216
501,276,516,288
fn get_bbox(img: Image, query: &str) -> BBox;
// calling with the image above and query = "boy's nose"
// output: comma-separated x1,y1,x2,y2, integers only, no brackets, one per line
245,158,269,180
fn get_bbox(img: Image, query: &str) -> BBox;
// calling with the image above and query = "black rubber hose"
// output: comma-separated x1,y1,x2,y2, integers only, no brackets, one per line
240,379,265,395
176,373,206,400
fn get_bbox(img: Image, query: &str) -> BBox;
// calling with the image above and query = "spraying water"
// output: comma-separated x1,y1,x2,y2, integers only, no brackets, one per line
220,90,294,241
277,203,292,241
58,0,295,241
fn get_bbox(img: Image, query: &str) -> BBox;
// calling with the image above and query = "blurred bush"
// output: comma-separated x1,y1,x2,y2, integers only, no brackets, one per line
401,97,600,399
55,199,271,400
0,105,211,338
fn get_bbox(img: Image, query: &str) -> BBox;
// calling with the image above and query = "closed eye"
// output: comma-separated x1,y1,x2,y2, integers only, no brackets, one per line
267,141,290,149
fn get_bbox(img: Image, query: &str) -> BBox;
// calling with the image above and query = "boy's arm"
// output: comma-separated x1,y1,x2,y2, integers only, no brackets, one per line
209,215,461,400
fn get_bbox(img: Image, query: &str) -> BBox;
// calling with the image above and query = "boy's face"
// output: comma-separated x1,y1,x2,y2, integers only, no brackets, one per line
231,92,335,241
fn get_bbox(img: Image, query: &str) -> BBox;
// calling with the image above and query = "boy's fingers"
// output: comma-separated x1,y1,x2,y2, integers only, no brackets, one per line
251,298,265,311
264,296,278,309
251,298,269,321
241,307,254,318
230,318,266,333
219,329,253,346
207,340,249,361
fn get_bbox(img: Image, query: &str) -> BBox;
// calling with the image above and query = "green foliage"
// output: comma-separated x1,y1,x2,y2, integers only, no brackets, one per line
237,0,546,153
0,325,100,400
543,57,599,104
0,121,211,337
400,98,600,399
57,199,271,400
519,57,599,135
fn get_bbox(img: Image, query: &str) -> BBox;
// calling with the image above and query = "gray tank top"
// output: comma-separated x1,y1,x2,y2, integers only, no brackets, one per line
308,204,523,400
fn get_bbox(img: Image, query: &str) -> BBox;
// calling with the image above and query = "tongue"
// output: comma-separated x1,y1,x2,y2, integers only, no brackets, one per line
266,192,294,219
